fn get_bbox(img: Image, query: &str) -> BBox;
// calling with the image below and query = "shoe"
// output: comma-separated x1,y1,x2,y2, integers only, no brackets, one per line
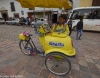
79,37,81,40
42,53,46,56
47,56,52,60
76,38,78,40
28,51,32,55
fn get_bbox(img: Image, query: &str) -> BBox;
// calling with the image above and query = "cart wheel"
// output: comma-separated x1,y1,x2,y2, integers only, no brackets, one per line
45,52,71,76
19,40,33,56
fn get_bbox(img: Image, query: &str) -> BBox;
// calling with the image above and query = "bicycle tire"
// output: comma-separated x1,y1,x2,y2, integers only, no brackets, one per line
45,52,71,76
19,40,33,56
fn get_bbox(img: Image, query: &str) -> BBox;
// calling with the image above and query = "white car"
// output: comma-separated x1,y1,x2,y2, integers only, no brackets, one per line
31,18,48,27
0,18,5,24
6,18,19,25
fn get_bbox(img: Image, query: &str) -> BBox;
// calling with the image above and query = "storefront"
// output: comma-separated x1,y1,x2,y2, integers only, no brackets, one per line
27,10,52,22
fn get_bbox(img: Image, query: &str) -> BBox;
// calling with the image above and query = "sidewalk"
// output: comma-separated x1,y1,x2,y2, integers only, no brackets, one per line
0,25,100,78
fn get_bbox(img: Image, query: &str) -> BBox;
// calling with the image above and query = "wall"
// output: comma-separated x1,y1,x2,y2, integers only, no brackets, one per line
79,0,93,7
73,0,80,8
34,12,48,18
0,0,29,17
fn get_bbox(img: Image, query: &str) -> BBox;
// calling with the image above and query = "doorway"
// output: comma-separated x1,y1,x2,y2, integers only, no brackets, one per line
52,14,57,23
2,13,8,21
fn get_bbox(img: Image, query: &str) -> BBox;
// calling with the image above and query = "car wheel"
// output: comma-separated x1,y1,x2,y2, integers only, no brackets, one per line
73,26,77,31
14,23,16,25
15,23,17,25
6,23,9,25
16,23,19,26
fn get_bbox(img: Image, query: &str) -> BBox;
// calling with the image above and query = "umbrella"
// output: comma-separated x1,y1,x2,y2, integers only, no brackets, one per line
17,0,72,19
17,0,72,9
16,0,34,9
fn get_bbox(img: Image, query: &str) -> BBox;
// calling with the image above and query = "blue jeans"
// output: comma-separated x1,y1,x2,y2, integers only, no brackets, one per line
76,30,83,39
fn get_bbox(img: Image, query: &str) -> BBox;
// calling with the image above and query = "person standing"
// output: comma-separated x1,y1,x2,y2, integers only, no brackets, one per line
28,17,31,26
68,18,72,36
76,18,83,40
25,17,30,26
22,17,26,28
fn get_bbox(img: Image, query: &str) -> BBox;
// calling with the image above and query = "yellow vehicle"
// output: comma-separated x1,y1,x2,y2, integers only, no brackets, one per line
19,24,76,75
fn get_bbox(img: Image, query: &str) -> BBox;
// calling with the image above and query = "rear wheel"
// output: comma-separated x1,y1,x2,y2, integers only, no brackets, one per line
19,40,33,56
45,52,71,76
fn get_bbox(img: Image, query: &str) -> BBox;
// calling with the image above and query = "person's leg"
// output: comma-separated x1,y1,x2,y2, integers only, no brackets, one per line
23,23,25,28
76,30,79,40
27,22,29,26
69,27,72,36
29,22,31,27
24,22,26,27
70,28,72,35
79,30,83,40
69,27,71,36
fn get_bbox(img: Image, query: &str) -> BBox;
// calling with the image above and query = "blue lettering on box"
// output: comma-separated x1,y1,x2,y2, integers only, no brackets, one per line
49,42,52,45
49,42,64,47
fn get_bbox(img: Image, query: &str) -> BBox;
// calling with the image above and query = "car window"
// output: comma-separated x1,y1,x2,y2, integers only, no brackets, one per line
12,19,15,20
0,18,3,20
41,19,44,21
71,9,100,19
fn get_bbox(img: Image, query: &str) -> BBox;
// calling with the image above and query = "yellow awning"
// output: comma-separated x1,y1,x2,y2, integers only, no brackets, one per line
16,0,34,9
16,0,72,9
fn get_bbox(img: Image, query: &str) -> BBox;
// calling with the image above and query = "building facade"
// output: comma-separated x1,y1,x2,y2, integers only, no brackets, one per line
0,0,28,19
79,0,93,7
0,0,61,22
73,0,100,8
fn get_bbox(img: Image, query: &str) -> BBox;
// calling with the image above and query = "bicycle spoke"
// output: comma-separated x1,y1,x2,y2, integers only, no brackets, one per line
45,53,71,75
19,40,33,56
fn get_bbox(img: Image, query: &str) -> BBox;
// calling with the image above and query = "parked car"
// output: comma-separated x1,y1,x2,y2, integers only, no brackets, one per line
6,18,19,25
31,18,48,28
18,18,26,25
0,18,5,24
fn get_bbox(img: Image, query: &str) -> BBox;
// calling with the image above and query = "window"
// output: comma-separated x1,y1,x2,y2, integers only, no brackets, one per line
41,19,44,21
71,10,85,19
14,13,19,18
0,18,3,20
29,8,34,10
71,9,100,19
97,10,100,19
86,9,100,19
29,8,32,10
10,2,15,11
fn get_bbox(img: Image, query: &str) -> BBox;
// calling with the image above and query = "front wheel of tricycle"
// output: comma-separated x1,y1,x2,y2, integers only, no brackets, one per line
19,40,33,56
45,52,71,76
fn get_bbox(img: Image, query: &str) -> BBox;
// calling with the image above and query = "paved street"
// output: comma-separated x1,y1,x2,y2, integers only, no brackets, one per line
0,25,100,78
